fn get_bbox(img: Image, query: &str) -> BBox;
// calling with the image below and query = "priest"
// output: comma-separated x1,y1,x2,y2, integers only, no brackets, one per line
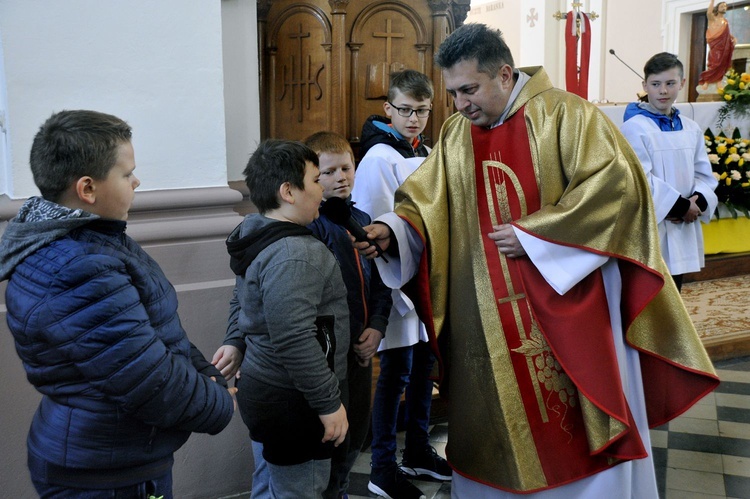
355,23,719,498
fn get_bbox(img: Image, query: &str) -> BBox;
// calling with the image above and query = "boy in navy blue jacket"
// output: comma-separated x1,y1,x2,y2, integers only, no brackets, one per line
305,131,393,499
0,110,234,498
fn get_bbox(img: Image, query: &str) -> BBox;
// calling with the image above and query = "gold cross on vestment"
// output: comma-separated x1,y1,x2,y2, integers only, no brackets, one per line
498,292,526,305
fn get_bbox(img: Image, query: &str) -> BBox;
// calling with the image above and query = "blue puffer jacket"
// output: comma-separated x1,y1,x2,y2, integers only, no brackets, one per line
0,197,233,488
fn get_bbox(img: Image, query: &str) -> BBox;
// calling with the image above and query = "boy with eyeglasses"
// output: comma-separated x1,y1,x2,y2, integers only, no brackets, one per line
351,69,450,499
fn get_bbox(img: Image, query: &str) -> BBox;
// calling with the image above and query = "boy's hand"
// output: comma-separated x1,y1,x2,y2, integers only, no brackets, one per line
319,404,348,446
353,223,391,259
211,345,242,381
354,328,383,366
209,377,238,412
227,386,238,413
681,195,701,223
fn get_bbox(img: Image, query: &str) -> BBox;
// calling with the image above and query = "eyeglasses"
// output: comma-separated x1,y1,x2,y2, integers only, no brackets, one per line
388,102,432,118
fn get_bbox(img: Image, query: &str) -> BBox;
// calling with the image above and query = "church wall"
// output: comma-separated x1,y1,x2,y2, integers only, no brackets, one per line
222,0,263,183
602,1,663,103
466,0,717,104
0,1,256,497
0,0,229,199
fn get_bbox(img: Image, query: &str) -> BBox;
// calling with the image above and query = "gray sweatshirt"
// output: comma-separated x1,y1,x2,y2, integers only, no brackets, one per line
224,214,349,415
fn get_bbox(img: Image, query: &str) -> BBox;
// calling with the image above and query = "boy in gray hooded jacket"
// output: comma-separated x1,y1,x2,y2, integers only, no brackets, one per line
212,139,350,498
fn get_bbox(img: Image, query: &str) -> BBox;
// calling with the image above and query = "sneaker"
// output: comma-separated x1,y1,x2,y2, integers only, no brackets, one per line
400,446,452,481
368,464,426,499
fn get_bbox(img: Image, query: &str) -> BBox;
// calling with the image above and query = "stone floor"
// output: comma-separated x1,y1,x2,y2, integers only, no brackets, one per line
343,356,750,499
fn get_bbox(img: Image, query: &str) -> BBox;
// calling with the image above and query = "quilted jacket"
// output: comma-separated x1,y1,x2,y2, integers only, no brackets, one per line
0,197,233,487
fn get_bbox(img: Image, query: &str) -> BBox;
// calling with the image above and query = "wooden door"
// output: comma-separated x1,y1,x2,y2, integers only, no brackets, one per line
258,0,470,147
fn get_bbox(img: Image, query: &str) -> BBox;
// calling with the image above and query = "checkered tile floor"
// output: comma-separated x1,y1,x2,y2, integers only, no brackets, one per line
345,356,750,499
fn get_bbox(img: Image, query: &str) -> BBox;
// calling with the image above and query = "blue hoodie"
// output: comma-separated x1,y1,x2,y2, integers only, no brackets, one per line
622,102,683,131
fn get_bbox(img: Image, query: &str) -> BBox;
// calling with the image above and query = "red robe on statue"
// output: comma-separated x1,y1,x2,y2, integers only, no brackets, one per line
699,22,735,85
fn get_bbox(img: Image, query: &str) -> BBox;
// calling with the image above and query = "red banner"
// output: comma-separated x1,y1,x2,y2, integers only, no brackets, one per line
565,11,591,99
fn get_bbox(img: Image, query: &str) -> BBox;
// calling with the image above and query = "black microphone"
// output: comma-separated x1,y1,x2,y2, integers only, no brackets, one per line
319,197,387,261
609,49,644,80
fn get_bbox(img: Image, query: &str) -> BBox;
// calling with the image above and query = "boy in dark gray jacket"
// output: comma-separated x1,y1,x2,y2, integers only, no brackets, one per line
213,139,350,497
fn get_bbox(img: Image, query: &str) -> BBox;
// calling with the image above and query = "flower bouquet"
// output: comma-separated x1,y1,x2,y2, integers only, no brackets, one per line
717,69,750,128
704,127,750,218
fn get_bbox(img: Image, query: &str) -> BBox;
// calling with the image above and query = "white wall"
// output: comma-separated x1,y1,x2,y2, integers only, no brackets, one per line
467,0,737,104
222,0,262,183
466,1,522,64
0,30,10,195
0,0,229,199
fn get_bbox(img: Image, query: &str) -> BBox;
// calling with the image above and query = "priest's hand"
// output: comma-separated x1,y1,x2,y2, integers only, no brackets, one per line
489,224,527,258
353,222,391,259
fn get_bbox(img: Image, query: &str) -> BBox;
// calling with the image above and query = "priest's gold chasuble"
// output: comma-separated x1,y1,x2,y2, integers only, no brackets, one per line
394,67,719,493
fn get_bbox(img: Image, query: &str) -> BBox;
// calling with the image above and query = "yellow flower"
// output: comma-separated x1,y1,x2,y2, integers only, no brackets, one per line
743,182,750,188
741,82,747,90
741,158,746,166
725,94,733,101
717,145,728,154
727,177,733,186
720,172,728,179
730,147,738,154
728,79,736,85
718,88,725,95
741,73,750,83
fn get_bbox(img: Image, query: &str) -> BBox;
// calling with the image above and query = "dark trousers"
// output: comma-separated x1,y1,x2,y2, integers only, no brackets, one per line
370,341,435,470
324,352,373,498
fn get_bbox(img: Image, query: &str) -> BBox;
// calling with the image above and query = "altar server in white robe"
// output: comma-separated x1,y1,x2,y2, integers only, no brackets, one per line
620,52,718,291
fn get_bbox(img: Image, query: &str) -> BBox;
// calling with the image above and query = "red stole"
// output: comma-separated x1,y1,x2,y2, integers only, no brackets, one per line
469,108,647,483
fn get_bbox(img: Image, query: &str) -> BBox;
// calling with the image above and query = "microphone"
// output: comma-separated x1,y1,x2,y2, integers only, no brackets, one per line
319,197,387,261
609,49,644,80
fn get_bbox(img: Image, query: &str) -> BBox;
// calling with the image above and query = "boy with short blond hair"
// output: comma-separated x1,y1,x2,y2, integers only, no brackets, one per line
0,109,234,498
351,69,450,499
304,131,393,499
213,139,350,497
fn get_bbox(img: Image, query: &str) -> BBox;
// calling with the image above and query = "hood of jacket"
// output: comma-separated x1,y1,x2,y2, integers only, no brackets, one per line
226,214,313,275
622,102,683,131
0,197,100,281
359,115,428,159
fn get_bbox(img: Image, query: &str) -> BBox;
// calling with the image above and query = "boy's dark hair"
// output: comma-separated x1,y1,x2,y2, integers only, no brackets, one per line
30,110,132,202
243,139,319,214
387,69,434,102
643,52,684,81
304,131,355,164
435,23,515,77
713,2,727,15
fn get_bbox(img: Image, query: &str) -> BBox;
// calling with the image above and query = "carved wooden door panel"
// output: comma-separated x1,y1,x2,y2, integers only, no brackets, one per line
258,0,470,146
264,4,331,140
347,2,431,143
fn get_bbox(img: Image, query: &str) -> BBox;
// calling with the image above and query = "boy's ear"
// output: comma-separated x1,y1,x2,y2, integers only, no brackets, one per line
74,176,97,206
383,100,393,118
278,181,295,205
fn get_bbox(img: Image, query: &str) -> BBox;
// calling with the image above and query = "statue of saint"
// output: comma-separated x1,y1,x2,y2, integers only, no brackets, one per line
699,0,736,86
